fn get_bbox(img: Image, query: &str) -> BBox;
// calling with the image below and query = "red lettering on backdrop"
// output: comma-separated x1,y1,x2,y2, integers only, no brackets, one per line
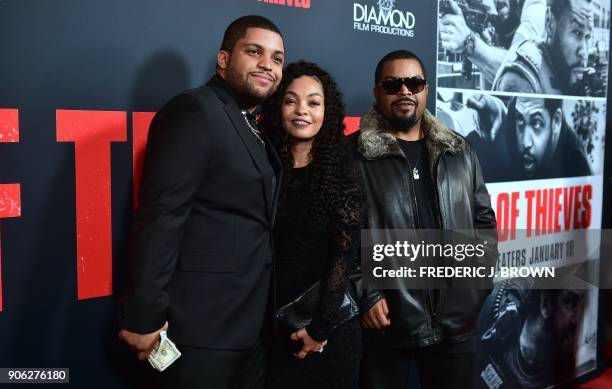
563,187,575,230
496,192,510,241
581,185,592,228
546,188,554,234
525,190,535,236
0,109,21,312
534,189,547,235
495,191,519,241
553,187,563,232
522,185,593,236
258,0,310,9
132,112,154,209
573,186,583,229
344,117,360,135
56,110,127,300
509,191,519,240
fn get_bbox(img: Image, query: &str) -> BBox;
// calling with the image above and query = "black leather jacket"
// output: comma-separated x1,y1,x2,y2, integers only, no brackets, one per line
354,107,498,348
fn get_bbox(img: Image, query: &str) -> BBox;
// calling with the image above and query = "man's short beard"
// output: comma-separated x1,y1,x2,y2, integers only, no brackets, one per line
389,112,418,132
225,67,274,107
549,32,574,89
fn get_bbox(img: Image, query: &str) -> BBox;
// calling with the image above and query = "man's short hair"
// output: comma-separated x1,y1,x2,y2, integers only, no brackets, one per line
515,97,562,117
544,98,563,116
374,50,427,85
550,0,568,18
550,0,591,19
220,15,282,52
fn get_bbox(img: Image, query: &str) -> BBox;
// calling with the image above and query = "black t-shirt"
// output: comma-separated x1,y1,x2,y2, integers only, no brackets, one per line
396,138,440,230
397,138,445,321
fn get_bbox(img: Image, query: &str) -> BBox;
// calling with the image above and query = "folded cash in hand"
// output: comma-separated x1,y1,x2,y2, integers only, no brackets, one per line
148,330,181,372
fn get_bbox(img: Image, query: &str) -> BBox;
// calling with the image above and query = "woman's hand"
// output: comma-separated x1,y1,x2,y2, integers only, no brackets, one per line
290,328,328,359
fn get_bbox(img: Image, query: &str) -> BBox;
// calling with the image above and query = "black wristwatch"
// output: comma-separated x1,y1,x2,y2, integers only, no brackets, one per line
464,31,476,58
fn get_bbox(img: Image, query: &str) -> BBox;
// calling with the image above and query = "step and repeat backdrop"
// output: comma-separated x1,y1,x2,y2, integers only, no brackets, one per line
0,0,609,387
437,0,609,387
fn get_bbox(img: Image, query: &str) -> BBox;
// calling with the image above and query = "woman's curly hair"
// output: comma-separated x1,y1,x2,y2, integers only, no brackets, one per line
261,60,349,216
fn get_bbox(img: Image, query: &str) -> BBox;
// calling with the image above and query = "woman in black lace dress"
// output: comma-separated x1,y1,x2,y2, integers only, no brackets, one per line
261,61,364,389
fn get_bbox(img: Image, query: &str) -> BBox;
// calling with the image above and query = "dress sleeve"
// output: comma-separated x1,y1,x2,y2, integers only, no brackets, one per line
306,160,365,342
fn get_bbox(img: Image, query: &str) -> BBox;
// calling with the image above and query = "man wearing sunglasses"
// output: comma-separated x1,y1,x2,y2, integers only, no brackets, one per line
353,50,497,389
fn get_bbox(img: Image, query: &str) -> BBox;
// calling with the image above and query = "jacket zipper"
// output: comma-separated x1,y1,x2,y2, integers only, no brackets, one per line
429,151,447,342
403,155,440,341
433,152,445,230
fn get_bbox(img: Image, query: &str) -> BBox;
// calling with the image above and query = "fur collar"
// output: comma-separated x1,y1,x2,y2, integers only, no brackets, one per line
357,106,465,170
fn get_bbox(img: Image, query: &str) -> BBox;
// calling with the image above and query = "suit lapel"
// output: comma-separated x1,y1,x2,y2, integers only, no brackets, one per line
208,75,275,222
224,104,273,219
265,135,283,225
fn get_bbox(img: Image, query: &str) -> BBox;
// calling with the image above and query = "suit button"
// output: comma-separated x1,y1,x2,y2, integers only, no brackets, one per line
266,262,274,270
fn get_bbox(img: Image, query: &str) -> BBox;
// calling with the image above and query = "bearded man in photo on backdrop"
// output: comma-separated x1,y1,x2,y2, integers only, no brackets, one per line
117,15,284,389
352,50,498,389
493,0,598,95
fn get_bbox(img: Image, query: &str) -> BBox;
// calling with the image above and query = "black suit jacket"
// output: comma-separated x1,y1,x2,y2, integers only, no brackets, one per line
119,75,281,350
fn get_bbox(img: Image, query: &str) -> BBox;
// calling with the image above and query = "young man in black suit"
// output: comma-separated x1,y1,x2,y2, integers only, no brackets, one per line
118,15,284,389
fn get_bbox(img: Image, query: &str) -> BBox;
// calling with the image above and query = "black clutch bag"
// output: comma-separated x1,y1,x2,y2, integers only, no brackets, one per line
275,280,359,333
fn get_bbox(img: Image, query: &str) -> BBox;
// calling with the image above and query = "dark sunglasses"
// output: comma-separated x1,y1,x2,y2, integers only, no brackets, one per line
378,77,427,95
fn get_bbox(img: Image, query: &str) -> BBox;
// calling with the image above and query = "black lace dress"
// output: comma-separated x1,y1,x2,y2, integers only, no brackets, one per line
266,164,364,389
